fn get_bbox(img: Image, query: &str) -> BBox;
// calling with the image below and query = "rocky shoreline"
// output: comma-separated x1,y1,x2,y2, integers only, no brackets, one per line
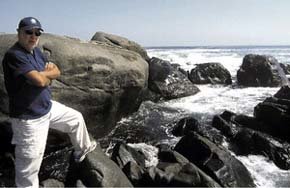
0,32,290,187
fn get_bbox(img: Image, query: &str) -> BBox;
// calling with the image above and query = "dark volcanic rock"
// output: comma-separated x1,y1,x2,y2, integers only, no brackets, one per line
237,54,286,87
212,110,290,170
111,142,146,169
157,149,221,187
79,144,133,187
172,117,200,136
254,86,290,142
101,101,188,146
189,62,232,85
174,132,255,187
148,57,200,101
171,116,225,146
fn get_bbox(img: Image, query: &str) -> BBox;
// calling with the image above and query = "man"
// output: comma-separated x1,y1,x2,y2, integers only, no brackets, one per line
2,17,96,187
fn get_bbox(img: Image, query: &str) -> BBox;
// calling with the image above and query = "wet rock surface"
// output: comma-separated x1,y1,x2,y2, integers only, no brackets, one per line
189,62,232,85
237,54,287,87
147,57,200,101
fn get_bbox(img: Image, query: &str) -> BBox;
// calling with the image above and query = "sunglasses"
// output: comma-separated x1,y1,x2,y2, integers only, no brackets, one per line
25,30,42,36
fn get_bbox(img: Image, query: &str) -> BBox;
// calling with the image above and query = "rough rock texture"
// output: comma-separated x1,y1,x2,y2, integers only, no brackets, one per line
91,31,149,61
111,142,146,169
174,132,255,187
100,101,188,146
0,33,148,138
79,145,133,187
237,54,287,87
148,57,200,100
189,62,232,85
254,86,290,142
110,141,221,187
212,110,290,170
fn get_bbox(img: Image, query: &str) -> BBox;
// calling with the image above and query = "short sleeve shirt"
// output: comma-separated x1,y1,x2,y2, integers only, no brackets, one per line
2,42,52,119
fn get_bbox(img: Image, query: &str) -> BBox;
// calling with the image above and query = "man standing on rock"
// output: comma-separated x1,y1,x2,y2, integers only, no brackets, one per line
2,17,96,187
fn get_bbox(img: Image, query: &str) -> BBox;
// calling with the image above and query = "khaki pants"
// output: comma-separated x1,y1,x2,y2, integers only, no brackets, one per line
11,100,93,188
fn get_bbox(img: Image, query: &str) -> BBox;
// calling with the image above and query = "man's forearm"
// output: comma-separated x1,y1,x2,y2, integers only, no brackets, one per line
42,64,61,80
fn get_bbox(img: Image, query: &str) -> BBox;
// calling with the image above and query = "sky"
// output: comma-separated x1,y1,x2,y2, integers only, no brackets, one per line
1,0,290,47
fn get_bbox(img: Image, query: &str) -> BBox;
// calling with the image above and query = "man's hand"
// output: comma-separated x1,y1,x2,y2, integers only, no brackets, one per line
24,62,61,87
43,62,61,79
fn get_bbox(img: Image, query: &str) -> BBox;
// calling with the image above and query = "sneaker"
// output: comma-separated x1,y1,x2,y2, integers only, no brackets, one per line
74,140,97,163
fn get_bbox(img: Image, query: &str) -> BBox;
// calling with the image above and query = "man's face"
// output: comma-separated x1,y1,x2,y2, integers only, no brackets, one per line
18,28,41,52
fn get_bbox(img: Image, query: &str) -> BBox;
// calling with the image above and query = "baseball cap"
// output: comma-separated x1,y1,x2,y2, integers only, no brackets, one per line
18,17,43,31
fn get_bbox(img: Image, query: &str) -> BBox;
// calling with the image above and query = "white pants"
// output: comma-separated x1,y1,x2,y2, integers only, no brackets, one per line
11,100,93,188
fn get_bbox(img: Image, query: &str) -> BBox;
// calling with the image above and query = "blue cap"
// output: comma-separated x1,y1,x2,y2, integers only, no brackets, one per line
18,17,43,31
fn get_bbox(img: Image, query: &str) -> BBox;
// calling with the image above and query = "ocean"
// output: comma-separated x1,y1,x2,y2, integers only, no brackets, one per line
118,46,290,187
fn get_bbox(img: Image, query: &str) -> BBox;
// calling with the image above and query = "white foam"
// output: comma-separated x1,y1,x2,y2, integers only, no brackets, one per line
128,143,159,167
163,85,279,118
237,155,290,187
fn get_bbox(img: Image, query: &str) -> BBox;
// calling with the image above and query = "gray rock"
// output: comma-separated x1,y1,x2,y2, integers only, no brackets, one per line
91,31,149,61
174,132,255,187
254,86,290,142
40,179,64,187
189,62,232,85
111,142,146,169
237,54,284,87
0,33,148,138
148,57,200,100
79,144,133,187
212,111,290,170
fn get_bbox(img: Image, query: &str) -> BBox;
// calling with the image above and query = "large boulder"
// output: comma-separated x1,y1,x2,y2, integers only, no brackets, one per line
254,86,290,142
0,33,148,138
79,145,133,187
110,141,221,187
237,54,287,87
91,31,149,61
148,57,200,100
189,62,232,85
174,132,255,187
212,111,290,170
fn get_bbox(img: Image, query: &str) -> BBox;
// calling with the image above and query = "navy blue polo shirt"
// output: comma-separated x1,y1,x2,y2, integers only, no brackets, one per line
2,42,52,119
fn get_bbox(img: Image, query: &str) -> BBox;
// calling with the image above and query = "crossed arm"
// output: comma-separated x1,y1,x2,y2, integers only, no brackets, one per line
25,62,61,87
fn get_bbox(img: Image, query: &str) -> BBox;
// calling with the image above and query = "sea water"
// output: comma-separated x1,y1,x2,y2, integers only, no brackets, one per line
142,46,290,187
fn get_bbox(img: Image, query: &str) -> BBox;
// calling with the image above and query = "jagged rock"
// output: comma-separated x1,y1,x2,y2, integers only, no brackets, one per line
39,146,73,184
101,101,188,145
91,31,149,61
131,148,221,187
0,33,148,138
174,132,255,187
171,117,200,137
280,63,290,75
79,144,133,187
148,57,200,100
212,110,290,170
111,142,146,169
254,86,290,142
171,116,224,146
122,161,145,186
237,54,285,87
189,62,232,85
274,85,290,100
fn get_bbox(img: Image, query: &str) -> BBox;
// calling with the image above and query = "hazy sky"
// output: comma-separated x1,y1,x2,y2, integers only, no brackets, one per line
1,0,290,46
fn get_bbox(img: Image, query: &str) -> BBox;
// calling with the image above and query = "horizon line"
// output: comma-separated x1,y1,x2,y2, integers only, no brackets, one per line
145,44,290,49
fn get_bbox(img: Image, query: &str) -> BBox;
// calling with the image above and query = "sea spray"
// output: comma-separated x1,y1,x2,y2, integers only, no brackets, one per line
147,46,290,186
271,57,290,86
